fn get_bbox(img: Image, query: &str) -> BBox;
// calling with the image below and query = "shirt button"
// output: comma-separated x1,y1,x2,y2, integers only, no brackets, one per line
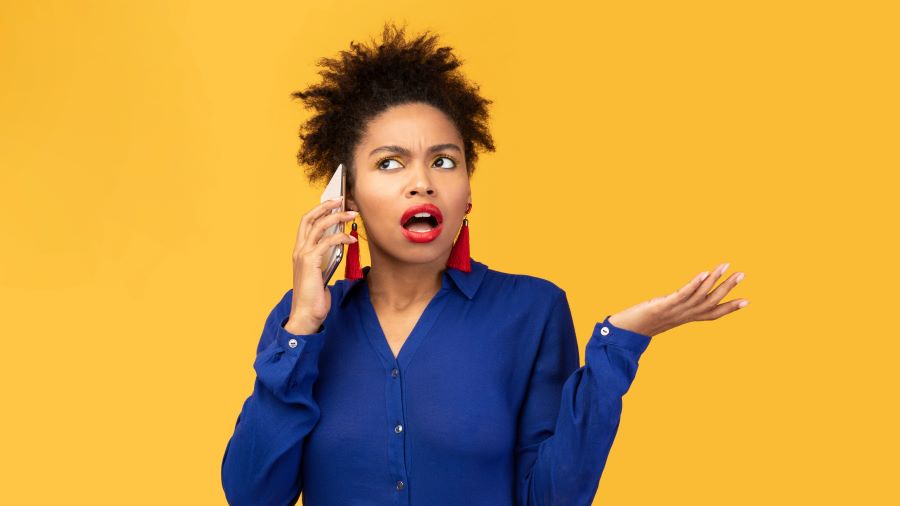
600,326,610,336
394,424,403,433
396,480,405,490
288,338,298,348
391,368,399,378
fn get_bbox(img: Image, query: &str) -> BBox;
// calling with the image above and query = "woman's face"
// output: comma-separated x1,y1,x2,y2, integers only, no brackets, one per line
347,101,471,267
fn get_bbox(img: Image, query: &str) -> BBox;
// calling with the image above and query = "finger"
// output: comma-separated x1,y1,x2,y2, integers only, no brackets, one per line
307,231,358,267
671,270,711,303
705,271,745,307
304,210,358,251
298,196,344,246
686,262,730,307
696,298,749,321
297,197,344,247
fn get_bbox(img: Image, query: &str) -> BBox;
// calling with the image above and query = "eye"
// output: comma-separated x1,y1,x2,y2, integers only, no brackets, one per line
377,158,403,170
433,156,457,169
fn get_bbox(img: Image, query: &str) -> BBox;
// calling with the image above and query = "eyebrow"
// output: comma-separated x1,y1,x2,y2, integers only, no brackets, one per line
368,143,462,158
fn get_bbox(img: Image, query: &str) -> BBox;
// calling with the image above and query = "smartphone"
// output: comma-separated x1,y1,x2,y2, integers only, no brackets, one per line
319,163,347,286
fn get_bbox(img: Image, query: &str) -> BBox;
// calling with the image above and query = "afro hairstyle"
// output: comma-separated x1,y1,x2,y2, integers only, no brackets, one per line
290,22,496,192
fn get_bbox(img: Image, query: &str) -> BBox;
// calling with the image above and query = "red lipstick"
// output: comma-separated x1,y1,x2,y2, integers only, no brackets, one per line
400,203,444,244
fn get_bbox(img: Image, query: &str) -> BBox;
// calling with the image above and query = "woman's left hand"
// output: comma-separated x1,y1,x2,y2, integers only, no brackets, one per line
607,262,748,338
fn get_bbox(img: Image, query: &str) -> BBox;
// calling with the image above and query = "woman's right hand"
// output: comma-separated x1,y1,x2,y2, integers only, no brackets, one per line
284,196,359,335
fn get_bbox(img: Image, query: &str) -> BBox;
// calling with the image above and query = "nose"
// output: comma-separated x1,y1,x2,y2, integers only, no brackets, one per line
406,161,435,197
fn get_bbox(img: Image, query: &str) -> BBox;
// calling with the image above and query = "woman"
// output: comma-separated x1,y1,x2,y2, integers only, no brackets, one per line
221,23,748,506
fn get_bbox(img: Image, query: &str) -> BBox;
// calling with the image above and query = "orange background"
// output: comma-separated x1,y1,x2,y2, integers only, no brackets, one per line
1,1,897,504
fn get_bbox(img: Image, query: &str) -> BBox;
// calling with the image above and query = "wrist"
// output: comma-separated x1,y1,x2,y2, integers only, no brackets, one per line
284,314,324,335
607,313,653,337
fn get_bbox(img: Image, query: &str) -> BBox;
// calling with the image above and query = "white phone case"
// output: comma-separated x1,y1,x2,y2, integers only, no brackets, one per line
319,163,346,285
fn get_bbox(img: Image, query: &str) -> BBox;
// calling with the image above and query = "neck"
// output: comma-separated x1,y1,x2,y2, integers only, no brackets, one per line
366,248,446,309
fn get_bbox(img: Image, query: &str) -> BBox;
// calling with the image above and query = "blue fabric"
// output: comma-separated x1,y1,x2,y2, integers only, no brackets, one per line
222,258,652,506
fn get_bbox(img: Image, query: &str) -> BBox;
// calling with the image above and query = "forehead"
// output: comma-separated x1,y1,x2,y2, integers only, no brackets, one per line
358,102,461,148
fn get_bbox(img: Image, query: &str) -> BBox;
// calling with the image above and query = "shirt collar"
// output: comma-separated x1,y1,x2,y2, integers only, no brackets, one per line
338,257,489,307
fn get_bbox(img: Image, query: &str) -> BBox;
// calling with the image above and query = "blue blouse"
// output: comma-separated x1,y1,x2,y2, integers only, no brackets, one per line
221,258,652,506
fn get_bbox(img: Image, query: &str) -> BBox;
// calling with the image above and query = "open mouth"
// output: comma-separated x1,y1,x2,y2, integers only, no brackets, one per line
402,214,440,232
399,203,444,243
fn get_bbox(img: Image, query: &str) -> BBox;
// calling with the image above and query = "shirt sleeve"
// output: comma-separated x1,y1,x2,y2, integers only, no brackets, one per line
515,289,652,506
221,288,328,506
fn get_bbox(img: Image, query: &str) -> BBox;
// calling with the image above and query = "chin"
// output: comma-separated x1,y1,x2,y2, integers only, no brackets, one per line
392,238,450,265
400,247,450,265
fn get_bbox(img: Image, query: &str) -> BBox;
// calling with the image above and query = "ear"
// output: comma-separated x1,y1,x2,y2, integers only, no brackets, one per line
344,162,359,211
346,187,359,212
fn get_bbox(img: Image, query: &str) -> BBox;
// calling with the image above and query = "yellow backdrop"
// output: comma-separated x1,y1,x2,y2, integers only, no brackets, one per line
1,1,897,504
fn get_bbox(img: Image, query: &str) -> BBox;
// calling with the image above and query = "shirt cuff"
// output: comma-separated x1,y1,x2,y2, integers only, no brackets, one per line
592,314,652,354
276,315,327,356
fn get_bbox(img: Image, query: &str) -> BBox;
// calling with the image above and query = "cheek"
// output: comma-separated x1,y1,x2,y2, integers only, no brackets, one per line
353,183,398,230
368,197,396,226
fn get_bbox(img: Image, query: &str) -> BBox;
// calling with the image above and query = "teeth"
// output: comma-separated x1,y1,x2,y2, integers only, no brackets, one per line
413,212,432,218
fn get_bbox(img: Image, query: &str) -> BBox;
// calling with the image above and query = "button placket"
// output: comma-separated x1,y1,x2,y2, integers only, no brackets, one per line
385,361,409,497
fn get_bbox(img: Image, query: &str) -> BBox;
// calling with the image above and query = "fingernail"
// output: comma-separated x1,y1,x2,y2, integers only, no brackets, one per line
700,271,709,282
737,300,749,308
347,211,358,216
720,262,730,274
330,196,344,201
734,272,744,283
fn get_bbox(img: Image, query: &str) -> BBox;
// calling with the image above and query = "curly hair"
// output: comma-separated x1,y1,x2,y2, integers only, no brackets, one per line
291,22,496,191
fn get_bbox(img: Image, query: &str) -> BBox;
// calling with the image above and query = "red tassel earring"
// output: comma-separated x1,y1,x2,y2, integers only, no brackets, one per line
446,203,472,272
344,221,364,280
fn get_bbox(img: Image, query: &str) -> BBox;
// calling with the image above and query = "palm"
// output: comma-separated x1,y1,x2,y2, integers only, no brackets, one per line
609,262,748,337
